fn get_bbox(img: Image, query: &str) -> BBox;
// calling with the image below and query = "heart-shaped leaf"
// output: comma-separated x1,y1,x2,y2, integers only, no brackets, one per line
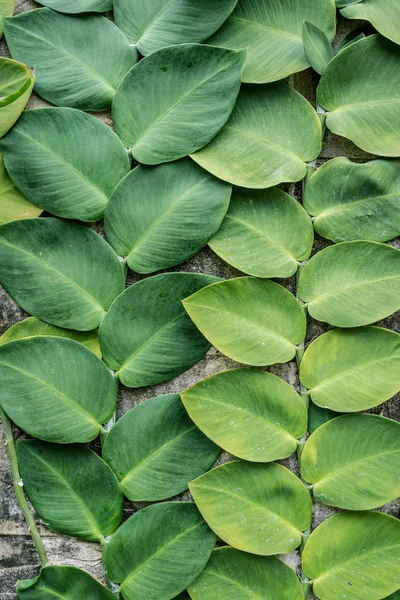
190,461,312,556
208,187,313,277
0,108,130,222
341,0,400,46
36,0,112,13
301,414,400,510
18,440,123,542
114,0,238,55
0,153,42,225
99,273,219,387
181,368,307,462
304,157,400,242
298,241,400,327
105,159,231,274
3,9,136,111
206,0,336,83
303,21,334,75
300,327,400,412
191,83,322,188
0,337,117,443
103,502,216,600
0,218,125,331
112,44,245,165
0,57,34,138
187,546,303,600
302,511,400,600
102,393,219,501
183,277,306,366
317,34,400,156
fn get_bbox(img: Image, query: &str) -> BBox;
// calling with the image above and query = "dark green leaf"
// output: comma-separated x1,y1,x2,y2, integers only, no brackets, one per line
16,566,116,599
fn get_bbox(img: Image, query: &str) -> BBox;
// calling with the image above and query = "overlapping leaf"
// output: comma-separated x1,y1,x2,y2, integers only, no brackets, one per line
341,0,400,46
302,21,334,75
308,402,337,435
0,1,15,37
36,0,112,13
0,153,42,224
0,57,34,138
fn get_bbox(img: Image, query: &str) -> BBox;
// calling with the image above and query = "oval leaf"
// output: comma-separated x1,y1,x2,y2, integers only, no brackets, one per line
0,57,34,138
0,153,42,225
105,159,231,273
302,21,334,75
341,0,400,46
36,0,112,13
0,337,117,443
183,277,306,366
181,368,307,462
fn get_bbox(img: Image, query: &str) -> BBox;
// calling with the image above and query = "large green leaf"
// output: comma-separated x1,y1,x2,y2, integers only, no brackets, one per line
0,153,42,225
301,414,400,510
36,0,112,13
206,0,336,83
191,83,322,188
317,34,400,156
190,461,312,556
300,327,400,412
187,546,303,600
0,57,34,138
0,218,125,331
181,368,307,462
0,108,130,222
102,393,219,501
298,241,400,327
18,440,123,542
103,502,216,600
112,44,245,165
208,187,313,277
0,337,117,443
341,0,400,46
105,159,231,274
99,273,219,387
304,157,400,242
16,566,116,599
183,277,306,366
302,512,400,600
114,0,238,55
3,9,136,111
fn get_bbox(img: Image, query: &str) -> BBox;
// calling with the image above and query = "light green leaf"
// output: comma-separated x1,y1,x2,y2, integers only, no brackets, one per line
302,21,334,75
206,0,336,83
0,153,42,225
208,187,313,277
304,157,400,242
114,0,238,55
183,277,306,366
105,159,231,274
191,83,322,188
308,402,338,435
36,0,112,13
103,502,216,600
301,414,400,510
341,0,400,46
0,218,125,331
18,440,123,542
318,34,400,156
102,393,219,501
187,546,303,600
300,327,400,412
0,337,117,443
0,1,15,37
99,273,219,387
0,57,34,138
336,0,363,6
181,368,307,462
3,9,136,111
190,461,312,556
112,44,245,165
298,241,400,327
302,511,400,600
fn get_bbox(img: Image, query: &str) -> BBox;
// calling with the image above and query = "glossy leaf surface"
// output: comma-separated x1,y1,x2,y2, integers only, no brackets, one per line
341,0,400,46
0,153,42,224
16,566,116,599
36,0,112,12
0,57,34,138
302,21,334,75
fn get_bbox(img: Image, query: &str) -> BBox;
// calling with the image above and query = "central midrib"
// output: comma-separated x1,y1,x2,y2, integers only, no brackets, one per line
229,16,302,41
202,569,264,600
314,191,400,219
309,274,400,306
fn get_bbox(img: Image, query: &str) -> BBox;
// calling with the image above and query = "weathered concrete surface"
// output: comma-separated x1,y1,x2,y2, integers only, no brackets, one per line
0,3,399,598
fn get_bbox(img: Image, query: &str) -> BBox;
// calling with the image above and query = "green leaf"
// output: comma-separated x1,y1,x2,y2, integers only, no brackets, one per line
105,159,231,274
3,9,136,111
208,187,313,277
0,57,34,138
302,511,400,600
190,461,312,556
206,0,336,83
18,440,123,542
102,393,219,501
336,25,370,53
187,546,303,600
301,414,400,510
298,241,400,327
103,502,216,600
336,0,363,7
0,337,117,443
318,34,400,156
302,21,334,75
0,1,15,37
36,0,112,13
301,327,400,412
341,0,400,46
183,277,306,366
181,368,307,462
0,218,125,331
191,83,322,188
0,153,42,225
304,157,400,242
308,402,338,435
99,273,219,387
16,566,117,599
114,0,238,55
112,44,245,165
